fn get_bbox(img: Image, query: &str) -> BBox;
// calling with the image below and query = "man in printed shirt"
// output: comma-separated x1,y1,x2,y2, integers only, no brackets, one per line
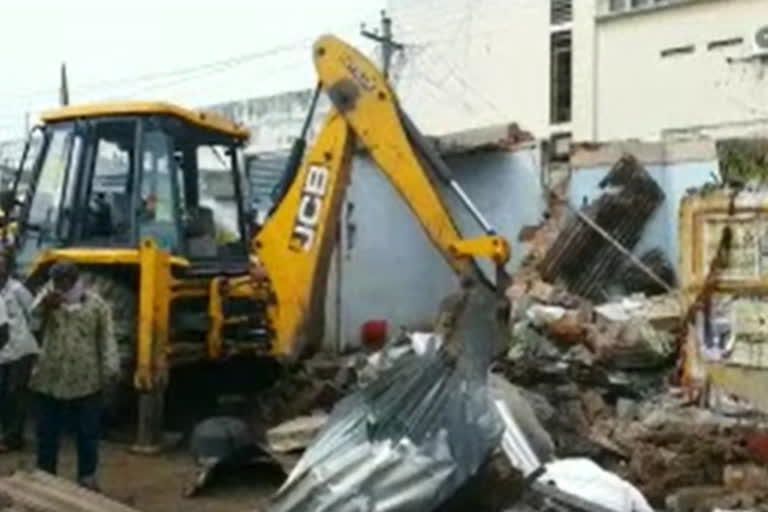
29,261,119,490
0,251,38,452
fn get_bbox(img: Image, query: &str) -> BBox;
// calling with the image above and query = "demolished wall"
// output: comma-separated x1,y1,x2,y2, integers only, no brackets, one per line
238,141,768,512
538,154,665,301
568,139,719,276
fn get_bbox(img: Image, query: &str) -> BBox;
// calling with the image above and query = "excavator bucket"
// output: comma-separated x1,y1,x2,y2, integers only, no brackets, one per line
436,275,509,368
271,276,507,512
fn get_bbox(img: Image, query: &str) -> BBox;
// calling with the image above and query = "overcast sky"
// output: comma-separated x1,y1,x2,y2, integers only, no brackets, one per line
0,0,384,140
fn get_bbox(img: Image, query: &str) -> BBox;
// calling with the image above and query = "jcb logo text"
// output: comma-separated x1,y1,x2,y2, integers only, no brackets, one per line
290,165,328,251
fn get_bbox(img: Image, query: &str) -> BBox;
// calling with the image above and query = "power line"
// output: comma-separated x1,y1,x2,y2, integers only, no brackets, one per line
6,55,310,117
412,68,474,114
406,21,531,48
0,5,523,136
387,0,512,28
1,8,384,106
103,55,311,102
0,26,389,133
0,2,521,113
2,39,315,104
0,14,388,133
403,51,492,121
83,41,312,91
434,53,509,119
391,0,537,39
405,44,506,124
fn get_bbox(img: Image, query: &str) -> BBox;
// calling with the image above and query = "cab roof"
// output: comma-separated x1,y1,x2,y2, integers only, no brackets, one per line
41,101,250,140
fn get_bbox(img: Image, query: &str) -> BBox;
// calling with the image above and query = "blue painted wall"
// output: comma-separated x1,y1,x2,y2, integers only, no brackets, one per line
327,147,545,350
567,161,718,273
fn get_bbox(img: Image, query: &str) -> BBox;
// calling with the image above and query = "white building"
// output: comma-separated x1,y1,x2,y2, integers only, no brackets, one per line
388,0,768,142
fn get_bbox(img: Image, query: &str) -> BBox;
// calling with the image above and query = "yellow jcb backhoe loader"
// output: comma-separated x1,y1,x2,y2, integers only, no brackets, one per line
5,34,511,451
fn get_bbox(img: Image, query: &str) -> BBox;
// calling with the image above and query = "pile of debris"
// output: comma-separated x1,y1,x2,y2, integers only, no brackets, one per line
193,153,768,511
247,352,360,438
244,292,768,512
496,153,768,510
504,273,680,410
600,403,768,509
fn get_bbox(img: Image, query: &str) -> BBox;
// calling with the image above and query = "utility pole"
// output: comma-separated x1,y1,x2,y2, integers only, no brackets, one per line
361,10,403,80
59,62,69,106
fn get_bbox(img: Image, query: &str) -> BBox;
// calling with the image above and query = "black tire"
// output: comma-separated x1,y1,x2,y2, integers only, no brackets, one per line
79,270,138,429
79,270,137,350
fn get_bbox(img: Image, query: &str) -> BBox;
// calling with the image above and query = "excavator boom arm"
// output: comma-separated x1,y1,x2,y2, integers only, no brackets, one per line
255,35,509,360
314,36,509,270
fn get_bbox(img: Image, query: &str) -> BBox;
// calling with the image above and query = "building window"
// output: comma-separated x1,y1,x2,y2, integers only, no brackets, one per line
551,0,572,25
609,0,626,11
550,30,572,124
608,0,681,13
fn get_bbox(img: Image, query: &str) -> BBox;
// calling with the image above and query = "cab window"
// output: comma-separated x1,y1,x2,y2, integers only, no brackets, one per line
80,119,135,246
139,126,180,252
161,118,247,263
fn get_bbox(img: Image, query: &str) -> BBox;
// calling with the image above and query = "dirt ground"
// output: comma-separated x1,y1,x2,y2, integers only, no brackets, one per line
0,440,284,512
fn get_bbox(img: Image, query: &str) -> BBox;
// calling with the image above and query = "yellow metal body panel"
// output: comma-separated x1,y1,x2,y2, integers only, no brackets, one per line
30,249,139,270
26,248,190,273
450,237,510,265
256,35,511,361
256,113,353,360
41,101,249,140
136,240,158,390
206,277,225,360
153,248,171,388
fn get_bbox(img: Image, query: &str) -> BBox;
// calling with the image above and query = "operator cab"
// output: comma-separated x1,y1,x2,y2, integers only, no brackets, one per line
11,103,252,273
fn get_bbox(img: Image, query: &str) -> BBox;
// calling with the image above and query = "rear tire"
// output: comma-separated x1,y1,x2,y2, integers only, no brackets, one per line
79,270,137,350
79,270,138,431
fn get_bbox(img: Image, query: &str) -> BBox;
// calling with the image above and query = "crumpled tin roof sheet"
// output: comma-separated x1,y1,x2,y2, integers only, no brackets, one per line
269,336,502,512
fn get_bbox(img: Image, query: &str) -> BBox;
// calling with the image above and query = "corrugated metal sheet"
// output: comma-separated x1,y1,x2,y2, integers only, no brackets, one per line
539,154,665,300
0,471,140,512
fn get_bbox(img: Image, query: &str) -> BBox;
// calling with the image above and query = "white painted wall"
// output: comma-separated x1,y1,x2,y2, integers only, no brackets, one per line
387,0,557,137
388,0,768,142
206,89,330,154
572,0,598,139
593,0,768,141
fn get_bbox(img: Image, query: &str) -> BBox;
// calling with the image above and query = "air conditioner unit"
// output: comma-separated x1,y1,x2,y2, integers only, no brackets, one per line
751,25,768,57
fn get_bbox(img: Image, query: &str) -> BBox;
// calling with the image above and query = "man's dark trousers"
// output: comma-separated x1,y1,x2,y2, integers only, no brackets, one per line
36,392,102,479
0,354,35,447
